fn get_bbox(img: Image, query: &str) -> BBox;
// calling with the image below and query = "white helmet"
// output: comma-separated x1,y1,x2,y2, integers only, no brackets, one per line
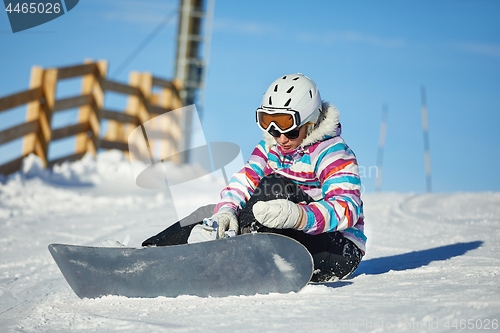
258,73,322,130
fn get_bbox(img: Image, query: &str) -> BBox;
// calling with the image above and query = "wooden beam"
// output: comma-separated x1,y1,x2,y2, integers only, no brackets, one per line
152,77,175,90
0,87,43,113
0,155,27,176
57,63,96,80
153,77,181,101
99,139,129,151
0,120,38,145
101,79,141,96
148,104,173,115
53,94,92,112
143,130,175,142
51,122,90,141
102,109,139,124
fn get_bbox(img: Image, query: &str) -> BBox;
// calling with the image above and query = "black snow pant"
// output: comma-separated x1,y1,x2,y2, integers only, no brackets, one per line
237,173,363,282
142,173,364,282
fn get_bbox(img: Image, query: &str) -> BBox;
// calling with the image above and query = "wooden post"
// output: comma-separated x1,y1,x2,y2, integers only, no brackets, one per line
123,72,153,162
92,60,108,147
75,60,108,156
171,77,191,164
23,66,58,167
170,79,186,163
149,91,161,159
138,72,154,161
157,87,173,163
138,72,156,160
104,119,121,142
158,79,183,163
123,72,142,142
171,79,183,110
40,68,58,165
118,72,142,160
138,72,152,124
22,66,44,162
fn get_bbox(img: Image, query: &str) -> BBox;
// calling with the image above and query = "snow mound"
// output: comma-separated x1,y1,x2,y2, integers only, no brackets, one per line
21,152,101,186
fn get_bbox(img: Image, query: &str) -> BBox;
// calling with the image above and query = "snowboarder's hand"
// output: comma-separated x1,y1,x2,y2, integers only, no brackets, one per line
253,199,305,229
212,210,239,239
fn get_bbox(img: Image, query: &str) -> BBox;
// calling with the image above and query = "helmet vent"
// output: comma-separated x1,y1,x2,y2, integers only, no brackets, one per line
293,77,300,80
269,96,273,105
286,86,294,93
274,84,278,92
282,75,287,79
284,98,291,107
309,90,313,98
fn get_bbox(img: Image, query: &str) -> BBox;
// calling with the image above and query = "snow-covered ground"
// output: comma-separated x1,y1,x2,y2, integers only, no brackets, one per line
1,151,499,332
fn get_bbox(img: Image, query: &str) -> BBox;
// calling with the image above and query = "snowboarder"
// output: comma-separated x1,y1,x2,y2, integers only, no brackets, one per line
143,73,366,282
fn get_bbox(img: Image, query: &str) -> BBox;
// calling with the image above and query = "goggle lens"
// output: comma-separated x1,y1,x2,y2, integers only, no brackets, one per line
258,112,295,131
256,108,301,133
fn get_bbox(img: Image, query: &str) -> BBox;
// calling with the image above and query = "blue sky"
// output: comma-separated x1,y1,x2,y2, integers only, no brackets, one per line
1,0,499,193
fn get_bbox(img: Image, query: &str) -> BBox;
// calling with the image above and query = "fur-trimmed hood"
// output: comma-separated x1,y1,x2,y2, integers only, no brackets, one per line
263,101,341,150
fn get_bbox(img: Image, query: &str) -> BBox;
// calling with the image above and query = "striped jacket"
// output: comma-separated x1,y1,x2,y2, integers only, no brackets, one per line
215,102,366,253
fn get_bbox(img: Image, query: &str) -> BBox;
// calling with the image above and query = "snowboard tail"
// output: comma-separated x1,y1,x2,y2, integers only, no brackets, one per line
49,233,314,299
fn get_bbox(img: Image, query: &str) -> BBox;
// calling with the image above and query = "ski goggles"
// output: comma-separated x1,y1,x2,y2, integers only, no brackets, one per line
256,108,301,134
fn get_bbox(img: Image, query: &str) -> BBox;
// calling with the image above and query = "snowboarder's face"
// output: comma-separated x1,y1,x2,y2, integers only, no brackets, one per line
274,126,307,152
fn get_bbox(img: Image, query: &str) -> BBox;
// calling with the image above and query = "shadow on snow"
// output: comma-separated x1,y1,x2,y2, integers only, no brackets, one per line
352,240,483,276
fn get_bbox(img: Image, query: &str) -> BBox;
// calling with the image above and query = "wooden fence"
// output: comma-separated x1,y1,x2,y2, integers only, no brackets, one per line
0,60,184,176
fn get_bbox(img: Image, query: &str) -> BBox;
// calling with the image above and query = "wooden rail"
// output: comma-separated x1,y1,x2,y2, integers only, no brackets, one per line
0,60,184,176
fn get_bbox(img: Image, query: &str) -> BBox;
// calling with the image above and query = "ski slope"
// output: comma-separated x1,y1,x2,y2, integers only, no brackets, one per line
1,151,499,332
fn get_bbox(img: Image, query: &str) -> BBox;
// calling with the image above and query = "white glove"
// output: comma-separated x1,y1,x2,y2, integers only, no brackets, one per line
187,209,239,244
187,224,217,244
212,209,239,239
252,199,303,229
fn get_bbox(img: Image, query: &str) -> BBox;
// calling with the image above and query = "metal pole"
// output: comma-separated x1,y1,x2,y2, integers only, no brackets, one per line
421,86,432,193
175,0,207,163
197,0,215,117
375,104,388,192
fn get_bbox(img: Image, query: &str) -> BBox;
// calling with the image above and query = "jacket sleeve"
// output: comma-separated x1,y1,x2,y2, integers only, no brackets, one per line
214,140,269,214
300,141,363,234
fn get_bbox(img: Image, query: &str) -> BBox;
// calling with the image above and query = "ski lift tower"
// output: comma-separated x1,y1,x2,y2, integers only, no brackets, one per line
175,0,214,163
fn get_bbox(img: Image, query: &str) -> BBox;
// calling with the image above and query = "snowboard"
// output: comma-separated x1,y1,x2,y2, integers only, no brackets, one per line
48,233,314,299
